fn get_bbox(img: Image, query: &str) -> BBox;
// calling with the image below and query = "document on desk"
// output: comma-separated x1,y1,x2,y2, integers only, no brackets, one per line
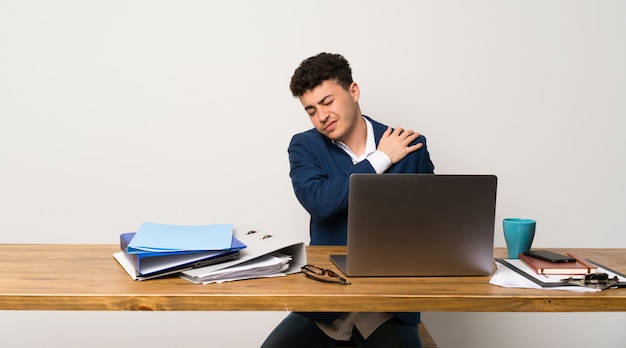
114,230,247,280
491,259,626,292
490,261,597,292
180,253,292,284
114,248,241,280
180,229,307,283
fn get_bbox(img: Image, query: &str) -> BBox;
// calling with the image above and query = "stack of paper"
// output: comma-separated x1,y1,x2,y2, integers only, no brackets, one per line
113,223,246,280
492,258,626,292
181,253,292,284
179,228,308,284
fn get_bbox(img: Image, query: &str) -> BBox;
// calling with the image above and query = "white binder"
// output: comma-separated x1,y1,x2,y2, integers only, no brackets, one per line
180,228,307,283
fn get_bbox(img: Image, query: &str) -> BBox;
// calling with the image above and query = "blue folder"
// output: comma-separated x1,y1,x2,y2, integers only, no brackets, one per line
126,223,236,254
119,232,246,278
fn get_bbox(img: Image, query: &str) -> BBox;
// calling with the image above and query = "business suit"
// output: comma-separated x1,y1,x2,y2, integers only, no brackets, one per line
287,115,435,329
288,115,435,246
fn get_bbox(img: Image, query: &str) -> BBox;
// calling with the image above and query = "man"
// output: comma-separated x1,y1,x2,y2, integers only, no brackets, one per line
262,53,434,347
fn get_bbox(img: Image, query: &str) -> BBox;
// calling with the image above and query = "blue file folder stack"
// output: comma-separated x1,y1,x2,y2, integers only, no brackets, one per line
115,223,247,280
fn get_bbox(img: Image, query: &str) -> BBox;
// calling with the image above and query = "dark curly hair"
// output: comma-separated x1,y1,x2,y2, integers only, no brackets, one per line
289,52,354,97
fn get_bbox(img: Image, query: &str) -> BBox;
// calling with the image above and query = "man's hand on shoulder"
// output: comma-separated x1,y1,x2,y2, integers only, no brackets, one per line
377,127,423,164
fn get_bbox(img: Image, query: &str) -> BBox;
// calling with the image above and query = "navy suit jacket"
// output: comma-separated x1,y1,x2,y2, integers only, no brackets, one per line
288,115,435,326
288,115,435,245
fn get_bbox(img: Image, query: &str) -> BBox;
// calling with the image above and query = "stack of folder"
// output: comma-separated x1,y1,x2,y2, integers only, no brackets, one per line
113,223,308,283
113,223,247,280
178,229,308,284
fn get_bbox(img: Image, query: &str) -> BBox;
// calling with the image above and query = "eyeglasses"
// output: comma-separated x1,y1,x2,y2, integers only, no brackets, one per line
301,264,351,285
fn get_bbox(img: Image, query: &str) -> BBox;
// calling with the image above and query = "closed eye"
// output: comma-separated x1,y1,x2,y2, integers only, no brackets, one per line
305,106,316,116
319,95,333,106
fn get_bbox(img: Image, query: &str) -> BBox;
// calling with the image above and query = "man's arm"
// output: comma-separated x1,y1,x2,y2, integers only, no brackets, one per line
288,133,376,222
288,127,433,222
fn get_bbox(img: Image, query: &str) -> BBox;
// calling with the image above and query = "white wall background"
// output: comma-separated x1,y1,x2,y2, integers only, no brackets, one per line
1,1,625,347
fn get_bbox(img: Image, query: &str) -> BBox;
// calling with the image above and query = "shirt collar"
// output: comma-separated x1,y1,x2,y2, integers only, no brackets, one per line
332,117,376,164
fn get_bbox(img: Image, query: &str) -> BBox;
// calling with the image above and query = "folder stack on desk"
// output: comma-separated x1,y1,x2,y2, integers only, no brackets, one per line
112,223,308,283
113,222,246,280
179,229,307,284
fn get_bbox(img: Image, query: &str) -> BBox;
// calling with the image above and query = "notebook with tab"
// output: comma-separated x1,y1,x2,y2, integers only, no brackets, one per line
330,174,498,277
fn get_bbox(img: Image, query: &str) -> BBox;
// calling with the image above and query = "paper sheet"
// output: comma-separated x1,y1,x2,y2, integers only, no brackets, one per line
490,262,600,292
180,253,292,284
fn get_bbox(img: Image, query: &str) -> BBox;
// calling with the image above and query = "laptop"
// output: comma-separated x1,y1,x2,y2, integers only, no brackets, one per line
330,174,497,277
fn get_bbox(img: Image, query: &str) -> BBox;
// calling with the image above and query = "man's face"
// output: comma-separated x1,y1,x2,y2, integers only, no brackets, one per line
299,79,361,142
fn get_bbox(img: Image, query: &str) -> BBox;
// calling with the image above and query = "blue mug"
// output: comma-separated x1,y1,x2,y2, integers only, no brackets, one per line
503,218,536,259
